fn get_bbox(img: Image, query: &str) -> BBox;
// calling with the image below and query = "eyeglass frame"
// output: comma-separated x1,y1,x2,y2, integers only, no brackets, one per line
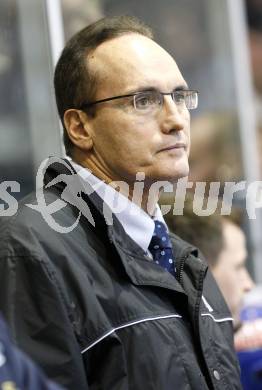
78,89,199,112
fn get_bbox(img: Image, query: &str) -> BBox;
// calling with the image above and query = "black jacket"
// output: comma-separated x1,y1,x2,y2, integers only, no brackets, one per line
0,159,241,389
0,315,64,390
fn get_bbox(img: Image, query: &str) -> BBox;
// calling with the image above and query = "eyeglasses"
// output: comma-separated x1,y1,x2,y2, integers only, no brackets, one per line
79,89,198,114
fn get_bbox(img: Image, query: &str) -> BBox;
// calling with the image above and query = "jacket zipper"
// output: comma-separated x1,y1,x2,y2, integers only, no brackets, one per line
193,263,206,327
193,262,214,389
177,252,214,387
176,252,190,287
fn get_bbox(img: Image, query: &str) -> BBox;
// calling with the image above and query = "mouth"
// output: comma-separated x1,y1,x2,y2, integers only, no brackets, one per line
159,143,186,152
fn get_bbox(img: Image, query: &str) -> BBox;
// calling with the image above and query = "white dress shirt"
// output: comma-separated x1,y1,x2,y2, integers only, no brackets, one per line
69,160,167,254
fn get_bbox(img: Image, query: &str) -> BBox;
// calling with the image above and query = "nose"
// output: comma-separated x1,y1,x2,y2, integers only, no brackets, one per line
242,269,255,293
159,95,187,134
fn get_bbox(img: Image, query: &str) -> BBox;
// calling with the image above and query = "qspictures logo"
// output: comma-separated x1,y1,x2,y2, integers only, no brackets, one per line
1,157,262,233
26,157,96,233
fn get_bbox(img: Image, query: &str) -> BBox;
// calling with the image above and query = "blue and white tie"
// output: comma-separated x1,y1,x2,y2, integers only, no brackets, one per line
149,220,176,277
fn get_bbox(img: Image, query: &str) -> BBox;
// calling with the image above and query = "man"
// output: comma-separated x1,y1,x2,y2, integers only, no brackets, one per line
0,16,241,389
163,195,254,328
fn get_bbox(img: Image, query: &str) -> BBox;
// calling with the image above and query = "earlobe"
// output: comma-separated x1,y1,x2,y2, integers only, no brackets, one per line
63,109,93,151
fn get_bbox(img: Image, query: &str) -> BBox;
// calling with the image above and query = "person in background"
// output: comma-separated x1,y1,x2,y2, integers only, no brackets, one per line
245,0,262,180
162,194,254,329
0,315,64,390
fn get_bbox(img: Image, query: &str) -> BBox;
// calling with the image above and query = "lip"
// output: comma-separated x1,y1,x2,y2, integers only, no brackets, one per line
159,143,186,152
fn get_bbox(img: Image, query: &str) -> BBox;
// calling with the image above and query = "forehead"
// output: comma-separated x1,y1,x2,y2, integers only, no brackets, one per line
88,33,186,96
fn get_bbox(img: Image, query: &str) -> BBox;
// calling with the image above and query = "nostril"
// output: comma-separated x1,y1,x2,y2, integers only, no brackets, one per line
161,126,184,135
162,116,184,133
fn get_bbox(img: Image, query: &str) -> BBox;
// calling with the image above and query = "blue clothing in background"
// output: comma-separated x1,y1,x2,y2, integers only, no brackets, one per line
0,315,64,390
238,349,262,390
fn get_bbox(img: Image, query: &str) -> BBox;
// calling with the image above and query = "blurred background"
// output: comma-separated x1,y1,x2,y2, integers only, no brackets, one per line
0,0,262,281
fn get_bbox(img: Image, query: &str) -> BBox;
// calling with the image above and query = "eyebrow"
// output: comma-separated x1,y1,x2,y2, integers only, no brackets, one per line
127,83,189,94
80,83,191,108
175,84,189,91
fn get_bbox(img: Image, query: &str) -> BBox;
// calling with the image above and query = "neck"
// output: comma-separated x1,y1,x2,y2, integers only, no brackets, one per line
128,182,160,215
72,155,160,215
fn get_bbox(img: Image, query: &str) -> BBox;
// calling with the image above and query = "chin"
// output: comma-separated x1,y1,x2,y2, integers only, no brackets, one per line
149,169,189,186
143,160,189,185
166,163,190,182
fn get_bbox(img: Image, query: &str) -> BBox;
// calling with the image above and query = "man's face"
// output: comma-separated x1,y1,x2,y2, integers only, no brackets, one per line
84,33,190,186
212,221,254,325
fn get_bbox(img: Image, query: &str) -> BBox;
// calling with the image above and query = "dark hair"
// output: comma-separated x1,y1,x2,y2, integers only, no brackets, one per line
160,193,246,267
54,15,153,156
246,0,262,32
159,193,224,267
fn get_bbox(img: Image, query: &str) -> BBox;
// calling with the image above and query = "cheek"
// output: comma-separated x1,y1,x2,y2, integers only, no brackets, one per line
185,118,191,153
92,119,125,153
215,267,235,296
96,112,153,143
114,119,158,157
227,275,243,307
187,135,191,156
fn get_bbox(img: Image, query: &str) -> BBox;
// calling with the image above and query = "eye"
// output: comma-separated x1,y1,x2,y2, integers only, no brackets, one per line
173,91,186,105
134,92,160,110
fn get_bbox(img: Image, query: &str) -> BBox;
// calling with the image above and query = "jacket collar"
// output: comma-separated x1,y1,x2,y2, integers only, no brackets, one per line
44,157,207,302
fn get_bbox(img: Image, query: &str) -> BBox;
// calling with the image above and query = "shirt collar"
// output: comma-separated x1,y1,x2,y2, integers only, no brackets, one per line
69,160,167,253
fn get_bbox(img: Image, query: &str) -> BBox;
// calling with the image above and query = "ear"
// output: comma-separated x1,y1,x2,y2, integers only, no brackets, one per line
63,109,94,151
